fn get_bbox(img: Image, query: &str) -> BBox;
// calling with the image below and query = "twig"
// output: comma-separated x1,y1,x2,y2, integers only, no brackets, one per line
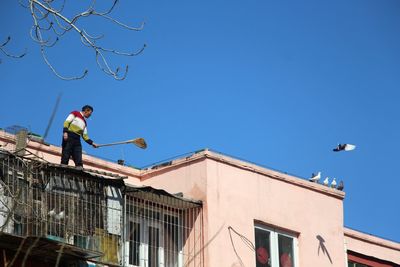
0,37,27,59
21,0,146,80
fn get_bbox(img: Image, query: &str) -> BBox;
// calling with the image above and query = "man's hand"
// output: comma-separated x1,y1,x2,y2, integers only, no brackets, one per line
92,143,99,148
63,132,68,140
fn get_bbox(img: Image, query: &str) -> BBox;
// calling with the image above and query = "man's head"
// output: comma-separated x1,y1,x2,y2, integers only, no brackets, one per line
81,105,94,118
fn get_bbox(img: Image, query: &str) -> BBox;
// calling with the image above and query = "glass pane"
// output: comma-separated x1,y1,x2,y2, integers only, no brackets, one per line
164,215,180,267
149,226,160,267
278,234,294,267
129,221,140,265
255,228,271,267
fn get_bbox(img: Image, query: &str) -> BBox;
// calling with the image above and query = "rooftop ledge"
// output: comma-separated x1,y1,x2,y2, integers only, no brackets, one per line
1,130,345,200
0,130,142,178
344,227,400,252
141,149,346,200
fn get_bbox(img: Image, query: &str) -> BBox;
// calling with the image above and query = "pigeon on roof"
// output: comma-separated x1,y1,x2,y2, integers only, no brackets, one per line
337,181,344,191
309,171,321,182
333,144,356,152
331,178,337,188
323,177,329,186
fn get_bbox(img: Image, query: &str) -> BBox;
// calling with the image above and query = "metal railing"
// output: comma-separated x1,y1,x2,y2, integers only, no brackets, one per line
0,150,203,267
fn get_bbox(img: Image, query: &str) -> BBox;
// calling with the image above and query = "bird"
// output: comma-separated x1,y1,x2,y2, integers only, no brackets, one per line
55,211,65,220
323,177,329,186
333,144,356,152
309,171,321,182
330,178,337,188
337,181,344,191
48,209,56,217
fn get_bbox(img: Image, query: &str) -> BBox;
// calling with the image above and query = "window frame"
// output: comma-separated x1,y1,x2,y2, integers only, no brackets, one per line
125,206,183,267
254,224,299,267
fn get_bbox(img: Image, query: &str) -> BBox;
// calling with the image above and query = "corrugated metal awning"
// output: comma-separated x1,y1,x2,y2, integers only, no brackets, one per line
125,185,202,210
40,163,126,188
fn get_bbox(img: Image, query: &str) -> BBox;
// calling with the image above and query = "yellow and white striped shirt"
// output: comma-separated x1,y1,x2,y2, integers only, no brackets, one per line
63,111,93,144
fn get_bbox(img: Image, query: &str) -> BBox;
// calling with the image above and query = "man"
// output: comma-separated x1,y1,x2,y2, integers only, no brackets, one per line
61,105,98,167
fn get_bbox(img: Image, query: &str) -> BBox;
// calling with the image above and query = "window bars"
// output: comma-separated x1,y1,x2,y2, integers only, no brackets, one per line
124,193,203,267
0,151,203,266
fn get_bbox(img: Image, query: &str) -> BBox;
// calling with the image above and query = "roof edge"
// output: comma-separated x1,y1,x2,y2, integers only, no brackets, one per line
140,149,345,200
344,227,400,251
0,130,142,178
125,184,202,208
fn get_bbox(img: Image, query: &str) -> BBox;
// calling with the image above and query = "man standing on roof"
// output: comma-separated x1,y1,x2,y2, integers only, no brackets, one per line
61,105,98,167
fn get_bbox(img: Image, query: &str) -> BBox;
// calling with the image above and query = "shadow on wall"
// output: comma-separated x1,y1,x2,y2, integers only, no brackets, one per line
184,222,225,267
316,235,333,264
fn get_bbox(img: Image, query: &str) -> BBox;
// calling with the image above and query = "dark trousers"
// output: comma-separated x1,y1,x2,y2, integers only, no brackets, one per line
61,132,83,167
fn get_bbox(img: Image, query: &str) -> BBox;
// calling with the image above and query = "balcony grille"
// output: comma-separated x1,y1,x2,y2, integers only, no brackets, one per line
0,150,203,266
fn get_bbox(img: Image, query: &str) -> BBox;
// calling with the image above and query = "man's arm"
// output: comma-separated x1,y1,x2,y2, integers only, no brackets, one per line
82,127,98,148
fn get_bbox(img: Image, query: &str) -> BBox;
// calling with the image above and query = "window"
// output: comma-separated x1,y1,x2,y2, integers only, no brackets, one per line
129,221,141,265
163,215,180,266
254,224,298,267
126,204,183,267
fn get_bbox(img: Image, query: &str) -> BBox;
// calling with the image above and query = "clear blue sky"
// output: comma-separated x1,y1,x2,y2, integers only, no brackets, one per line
1,0,399,243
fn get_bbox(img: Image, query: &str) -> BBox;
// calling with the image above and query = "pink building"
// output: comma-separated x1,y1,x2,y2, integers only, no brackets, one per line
0,129,399,267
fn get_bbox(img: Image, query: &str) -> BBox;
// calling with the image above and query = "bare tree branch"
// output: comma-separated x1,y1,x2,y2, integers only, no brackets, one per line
41,46,89,80
92,13,145,31
0,37,11,47
0,37,27,60
21,0,146,80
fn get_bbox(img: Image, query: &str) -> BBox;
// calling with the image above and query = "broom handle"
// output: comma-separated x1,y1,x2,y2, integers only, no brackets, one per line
97,140,132,148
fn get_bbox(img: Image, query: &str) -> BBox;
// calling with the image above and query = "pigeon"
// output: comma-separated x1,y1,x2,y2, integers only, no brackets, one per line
323,177,329,186
48,209,56,217
309,171,321,182
333,144,356,152
337,181,344,191
55,211,65,220
331,178,337,188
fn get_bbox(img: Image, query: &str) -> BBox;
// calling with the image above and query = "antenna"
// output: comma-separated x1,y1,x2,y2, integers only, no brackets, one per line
43,93,62,141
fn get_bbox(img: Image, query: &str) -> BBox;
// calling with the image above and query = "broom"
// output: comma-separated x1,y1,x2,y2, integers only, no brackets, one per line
97,138,147,149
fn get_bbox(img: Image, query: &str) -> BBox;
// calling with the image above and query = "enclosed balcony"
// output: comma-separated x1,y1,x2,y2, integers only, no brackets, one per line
0,150,203,267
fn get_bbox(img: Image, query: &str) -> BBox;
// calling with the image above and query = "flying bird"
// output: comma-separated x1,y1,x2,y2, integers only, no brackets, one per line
309,171,321,182
330,178,337,188
323,177,329,186
337,181,344,191
333,144,356,152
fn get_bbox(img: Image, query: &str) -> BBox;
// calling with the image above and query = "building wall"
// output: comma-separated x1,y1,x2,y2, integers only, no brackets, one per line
205,158,346,267
345,228,400,266
2,131,399,266
140,158,208,201
141,152,347,267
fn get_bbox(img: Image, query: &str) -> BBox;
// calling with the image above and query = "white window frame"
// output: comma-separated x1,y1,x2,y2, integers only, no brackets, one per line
125,217,143,267
144,217,164,267
125,208,183,267
254,224,299,267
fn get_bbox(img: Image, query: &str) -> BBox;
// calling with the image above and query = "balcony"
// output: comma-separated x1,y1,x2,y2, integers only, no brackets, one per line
0,150,203,267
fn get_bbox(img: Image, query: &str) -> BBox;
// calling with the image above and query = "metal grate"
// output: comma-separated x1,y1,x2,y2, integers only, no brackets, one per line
0,151,204,266
0,152,124,265
125,195,203,267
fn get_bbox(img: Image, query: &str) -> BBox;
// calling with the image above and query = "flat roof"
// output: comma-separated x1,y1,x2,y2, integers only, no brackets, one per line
141,148,346,200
